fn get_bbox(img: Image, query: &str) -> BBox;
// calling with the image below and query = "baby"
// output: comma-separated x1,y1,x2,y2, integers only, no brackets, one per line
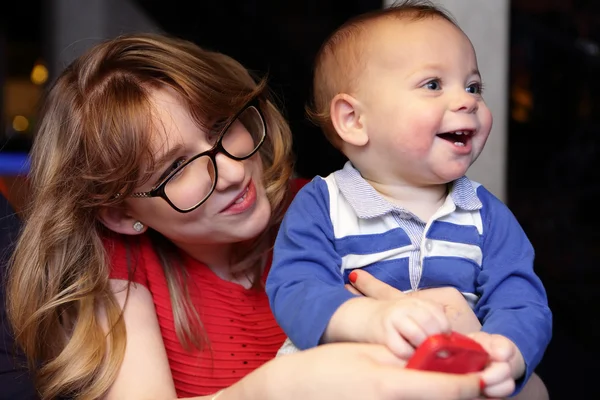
266,1,551,398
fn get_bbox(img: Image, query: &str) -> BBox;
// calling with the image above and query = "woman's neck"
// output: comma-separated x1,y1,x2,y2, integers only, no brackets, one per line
176,241,254,288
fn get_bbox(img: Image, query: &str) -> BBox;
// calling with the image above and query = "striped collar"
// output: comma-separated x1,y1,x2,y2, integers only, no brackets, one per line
333,161,482,220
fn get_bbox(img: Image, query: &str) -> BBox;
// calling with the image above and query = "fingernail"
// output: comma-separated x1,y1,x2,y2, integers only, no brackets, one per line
349,271,358,283
479,377,486,392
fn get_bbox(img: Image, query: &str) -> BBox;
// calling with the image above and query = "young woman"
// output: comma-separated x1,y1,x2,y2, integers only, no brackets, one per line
6,33,486,400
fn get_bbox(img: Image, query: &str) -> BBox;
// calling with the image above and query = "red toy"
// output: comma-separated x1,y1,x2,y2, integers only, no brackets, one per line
406,331,490,374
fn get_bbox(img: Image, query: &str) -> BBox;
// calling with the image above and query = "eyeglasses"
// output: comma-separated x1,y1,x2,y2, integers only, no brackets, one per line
129,98,267,213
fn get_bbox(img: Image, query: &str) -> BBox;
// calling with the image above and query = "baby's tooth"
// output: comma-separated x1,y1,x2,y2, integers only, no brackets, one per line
454,142,465,147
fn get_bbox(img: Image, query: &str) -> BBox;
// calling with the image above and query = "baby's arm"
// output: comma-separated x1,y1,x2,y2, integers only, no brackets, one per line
475,187,552,392
324,286,450,358
407,287,482,334
266,178,356,350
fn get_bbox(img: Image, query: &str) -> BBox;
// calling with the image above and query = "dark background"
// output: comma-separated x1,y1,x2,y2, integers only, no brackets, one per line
2,1,600,398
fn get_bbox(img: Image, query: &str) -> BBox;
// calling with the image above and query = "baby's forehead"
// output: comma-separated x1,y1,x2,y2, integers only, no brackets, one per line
367,16,462,46
364,18,472,62
330,16,460,70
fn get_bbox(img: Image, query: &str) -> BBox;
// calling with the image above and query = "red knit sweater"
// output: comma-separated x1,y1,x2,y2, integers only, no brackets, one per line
108,234,285,397
106,179,307,397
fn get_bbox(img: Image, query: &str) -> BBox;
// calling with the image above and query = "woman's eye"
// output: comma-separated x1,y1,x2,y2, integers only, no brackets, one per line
424,79,441,90
209,119,228,139
466,82,483,94
159,158,186,181
170,158,186,172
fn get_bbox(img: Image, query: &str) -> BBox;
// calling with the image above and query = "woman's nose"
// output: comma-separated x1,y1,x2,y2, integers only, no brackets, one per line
213,153,246,191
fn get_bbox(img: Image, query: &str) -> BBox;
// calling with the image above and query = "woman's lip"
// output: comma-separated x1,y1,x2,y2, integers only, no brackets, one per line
220,180,256,214
221,183,249,211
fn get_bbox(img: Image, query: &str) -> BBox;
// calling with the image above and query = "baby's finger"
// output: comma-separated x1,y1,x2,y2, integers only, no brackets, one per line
410,300,451,335
482,378,515,399
391,316,429,348
384,323,417,359
471,332,513,362
489,335,514,362
481,361,512,387
387,337,415,360
469,332,493,352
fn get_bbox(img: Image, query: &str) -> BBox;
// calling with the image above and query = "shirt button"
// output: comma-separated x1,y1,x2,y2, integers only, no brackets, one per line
425,240,433,252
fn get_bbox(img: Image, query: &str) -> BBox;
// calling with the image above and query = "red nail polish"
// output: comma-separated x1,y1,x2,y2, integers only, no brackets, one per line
349,271,358,283
479,377,486,392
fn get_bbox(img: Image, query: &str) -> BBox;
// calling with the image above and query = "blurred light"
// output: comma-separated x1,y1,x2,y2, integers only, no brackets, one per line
31,64,49,85
510,84,532,123
512,106,529,123
12,115,30,132
511,87,532,108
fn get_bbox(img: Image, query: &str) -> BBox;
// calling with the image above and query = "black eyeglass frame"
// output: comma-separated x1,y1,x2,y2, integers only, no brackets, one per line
129,97,267,213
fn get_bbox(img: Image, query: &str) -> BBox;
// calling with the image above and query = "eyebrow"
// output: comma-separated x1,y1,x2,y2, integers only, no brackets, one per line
407,65,481,79
153,144,184,172
469,68,482,79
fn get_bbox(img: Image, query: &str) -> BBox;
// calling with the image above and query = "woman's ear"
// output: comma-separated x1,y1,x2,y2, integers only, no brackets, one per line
97,205,147,235
330,93,369,147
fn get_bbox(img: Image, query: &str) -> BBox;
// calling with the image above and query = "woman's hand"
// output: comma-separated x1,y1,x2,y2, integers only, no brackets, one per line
233,342,484,400
346,270,481,334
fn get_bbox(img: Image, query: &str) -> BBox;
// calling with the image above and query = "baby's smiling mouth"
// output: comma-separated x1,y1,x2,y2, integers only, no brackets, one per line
437,130,473,147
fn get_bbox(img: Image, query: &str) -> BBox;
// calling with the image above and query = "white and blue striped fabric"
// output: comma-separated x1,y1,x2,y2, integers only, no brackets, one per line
267,161,551,386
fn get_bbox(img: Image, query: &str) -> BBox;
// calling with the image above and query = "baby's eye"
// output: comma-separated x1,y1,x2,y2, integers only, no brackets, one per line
466,82,483,95
424,79,441,91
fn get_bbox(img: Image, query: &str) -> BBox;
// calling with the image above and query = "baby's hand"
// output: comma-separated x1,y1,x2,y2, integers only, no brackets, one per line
367,297,451,359
469,332,525,398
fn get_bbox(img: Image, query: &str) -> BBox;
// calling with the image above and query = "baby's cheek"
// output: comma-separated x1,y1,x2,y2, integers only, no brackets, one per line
390,134,434,158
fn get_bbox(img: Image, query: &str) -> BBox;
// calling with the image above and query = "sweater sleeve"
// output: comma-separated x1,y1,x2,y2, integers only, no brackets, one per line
266,177,356,350
475,186,552,393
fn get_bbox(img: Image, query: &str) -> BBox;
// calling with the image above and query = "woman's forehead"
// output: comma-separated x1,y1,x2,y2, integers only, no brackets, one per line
149,87,190,128
148,87,197,148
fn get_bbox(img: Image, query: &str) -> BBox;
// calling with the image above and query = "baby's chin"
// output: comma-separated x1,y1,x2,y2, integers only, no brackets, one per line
432,166,471,185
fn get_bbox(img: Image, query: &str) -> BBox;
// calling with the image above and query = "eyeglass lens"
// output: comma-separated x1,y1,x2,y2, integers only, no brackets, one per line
163,106,265,210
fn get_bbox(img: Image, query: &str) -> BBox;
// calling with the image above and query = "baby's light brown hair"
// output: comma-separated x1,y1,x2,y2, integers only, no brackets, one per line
307,0,457,150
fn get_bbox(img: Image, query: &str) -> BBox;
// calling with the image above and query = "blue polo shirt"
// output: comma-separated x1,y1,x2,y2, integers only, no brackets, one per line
267,162,551,390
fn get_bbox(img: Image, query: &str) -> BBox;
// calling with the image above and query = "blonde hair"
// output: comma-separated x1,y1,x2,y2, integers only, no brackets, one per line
6,33,293,399
306,0,457,149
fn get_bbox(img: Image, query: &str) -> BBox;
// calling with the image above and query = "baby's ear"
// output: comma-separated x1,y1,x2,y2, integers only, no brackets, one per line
330,93,369,147
97,205,147,235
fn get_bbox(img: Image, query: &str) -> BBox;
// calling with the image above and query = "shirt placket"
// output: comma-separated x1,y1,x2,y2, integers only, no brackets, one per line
392,211,426,291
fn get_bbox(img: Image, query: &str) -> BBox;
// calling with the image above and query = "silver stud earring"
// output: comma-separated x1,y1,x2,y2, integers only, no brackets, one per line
132,221,144,232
